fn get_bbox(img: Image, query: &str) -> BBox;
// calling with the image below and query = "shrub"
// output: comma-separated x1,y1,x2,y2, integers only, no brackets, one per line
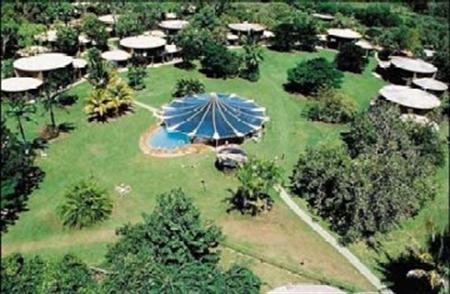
174,25,211,68
335,43,368,73
432,50,449,84
127,58,147,90
55,25,79,56
307,89,357,123
86,48,110,89
81,14,108,49
229,158,283,215
354,4,401,27
115,14,143,39
172,78,205,97
58,177,113,229
1,59,14,79
200,42,240,78
191,6,221,31
85,70,134,121
239,41,264,82
272,12,319,52
286,57,343,95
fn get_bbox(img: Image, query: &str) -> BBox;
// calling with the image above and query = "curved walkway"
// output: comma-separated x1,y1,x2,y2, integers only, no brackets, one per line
276,186,392,294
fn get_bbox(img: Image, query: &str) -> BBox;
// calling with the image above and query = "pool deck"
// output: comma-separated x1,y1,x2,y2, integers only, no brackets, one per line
139,125,213,158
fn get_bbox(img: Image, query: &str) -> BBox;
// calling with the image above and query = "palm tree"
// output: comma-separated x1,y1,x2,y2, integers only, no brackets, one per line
58,177,113,229
240,40,264,82
5,95,36,143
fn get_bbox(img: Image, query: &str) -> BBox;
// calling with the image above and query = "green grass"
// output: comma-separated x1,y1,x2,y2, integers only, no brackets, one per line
2,48,444,291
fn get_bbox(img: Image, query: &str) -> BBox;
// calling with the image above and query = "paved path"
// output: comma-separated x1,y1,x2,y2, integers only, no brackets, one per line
276,186,392,294
133,100,159,116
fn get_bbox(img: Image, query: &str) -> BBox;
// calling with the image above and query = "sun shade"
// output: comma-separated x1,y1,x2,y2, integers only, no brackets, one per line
162,93,268,140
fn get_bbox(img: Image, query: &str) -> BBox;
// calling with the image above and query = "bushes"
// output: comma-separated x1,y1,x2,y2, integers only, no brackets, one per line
239,41,264,82
127,56,147,90
229,158,283,215
172,78,205,97
354,4,401,27
86,48,110,89
55,25,79,56
307,89,357,123
335,43,368,73
85,71,134,121
432,50,449,84
174,25,212,68
292,104,443,242
272,12,319,52
58,177,113,229
200,42,240,78
286,57,343,95
115,14,143,39
81,14,108,49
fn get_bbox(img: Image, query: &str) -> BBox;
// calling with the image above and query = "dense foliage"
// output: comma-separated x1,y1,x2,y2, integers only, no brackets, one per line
172,78,205,97
292,104,443,242
201,42,240,78
286,57,343,95
81,14,108,49
115,14,143,39
239,41,264,82
229,158,283,215
335,43,368,73
0,121,42,233
174,25,211,68
58,177,113,229
272,12,319,52
55,25,79,56
307,89,357,123
127,56,148,90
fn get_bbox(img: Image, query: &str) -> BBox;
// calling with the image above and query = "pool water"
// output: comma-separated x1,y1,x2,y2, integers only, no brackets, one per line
148,127,191,149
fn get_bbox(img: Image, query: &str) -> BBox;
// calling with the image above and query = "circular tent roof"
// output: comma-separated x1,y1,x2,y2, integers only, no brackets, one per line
391,56,437,74
269,284,346,294
98,14,119,25
412,78,448,92
379,85,441,110
1,77,43,93
101,49,131,62
327,28,362,40
159,20,189,30
355,39,374,50
162,93,268,140
120,36,167,50
72,58,87,69
228,22,265,33
14,53,74,72
312,13,335,21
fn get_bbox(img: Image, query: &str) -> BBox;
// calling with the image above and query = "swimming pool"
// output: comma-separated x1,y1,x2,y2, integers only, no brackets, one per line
148,127,191,149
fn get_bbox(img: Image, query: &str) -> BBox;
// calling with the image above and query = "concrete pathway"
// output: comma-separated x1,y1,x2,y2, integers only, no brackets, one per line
132,100,159,116
276,186,392,294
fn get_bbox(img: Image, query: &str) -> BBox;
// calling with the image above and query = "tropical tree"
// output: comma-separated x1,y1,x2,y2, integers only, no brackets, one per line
86,48,110,89
240,40,264,82
191,5,221,31
172,78,205,97
115,14,143,39
229,158,283,215
41,68,72,138
1,120,42,233
1,253,46,293
286,57,343,95
1,5,20,57
174,25,211,68
127,56,147,90
58,177,113,229
307,88,357,123
335,43,368,73
200,42,240,78
81,14,108,50
5,96,36,143
55,25,79,56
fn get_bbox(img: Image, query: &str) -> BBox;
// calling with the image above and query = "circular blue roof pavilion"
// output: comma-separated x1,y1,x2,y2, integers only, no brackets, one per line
161,93,268,140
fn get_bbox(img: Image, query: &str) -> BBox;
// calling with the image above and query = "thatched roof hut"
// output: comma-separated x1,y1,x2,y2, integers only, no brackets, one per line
1,77,43,93
120,36,167,50
412,78,448,92
101,49,131,62
269,284,346,294
391,56,437,75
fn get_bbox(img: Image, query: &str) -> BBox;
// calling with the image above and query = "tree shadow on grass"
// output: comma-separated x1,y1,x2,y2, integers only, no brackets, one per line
1,166,46,234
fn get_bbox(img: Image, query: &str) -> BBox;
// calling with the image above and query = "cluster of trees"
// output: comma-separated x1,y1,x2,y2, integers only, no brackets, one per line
335,43,368,73
286,57,343,95
291,103,444,243
2,190,261,293
307,88,357,124
172,78,205,97
272,12,319,52
127,55,148,90
0,122,43,233
84,48,134,121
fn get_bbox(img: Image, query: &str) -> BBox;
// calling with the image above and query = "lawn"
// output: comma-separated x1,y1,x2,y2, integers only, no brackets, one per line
3,47,444,292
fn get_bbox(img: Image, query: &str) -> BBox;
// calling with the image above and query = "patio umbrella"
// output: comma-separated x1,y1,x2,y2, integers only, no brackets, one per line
161,93,268,140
